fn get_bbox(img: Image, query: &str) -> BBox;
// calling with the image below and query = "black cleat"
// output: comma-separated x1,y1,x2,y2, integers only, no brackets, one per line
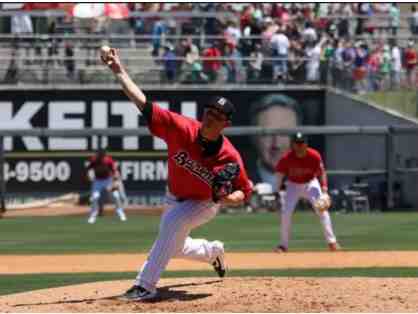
274,245,288,253
212,255,226,278
122,285,157,301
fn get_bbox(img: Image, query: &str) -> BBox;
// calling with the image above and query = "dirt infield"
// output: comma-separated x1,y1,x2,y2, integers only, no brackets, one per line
2,277,418,313
2,208,418,312
2,204,164,218
2,251,418,312
2,251,418,274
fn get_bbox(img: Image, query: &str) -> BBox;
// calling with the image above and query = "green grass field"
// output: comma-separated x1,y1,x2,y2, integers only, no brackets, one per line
1,211,418,296
360,89,418,118
1,211,418,254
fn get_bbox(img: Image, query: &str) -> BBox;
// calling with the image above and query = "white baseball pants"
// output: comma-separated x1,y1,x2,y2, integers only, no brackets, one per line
89,178,125,220
280,178,337,249
135,194,222,293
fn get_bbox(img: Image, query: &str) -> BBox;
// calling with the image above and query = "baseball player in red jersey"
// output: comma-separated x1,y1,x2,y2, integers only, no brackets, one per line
101,47,252,301
275,132,340,252
85,149,127,224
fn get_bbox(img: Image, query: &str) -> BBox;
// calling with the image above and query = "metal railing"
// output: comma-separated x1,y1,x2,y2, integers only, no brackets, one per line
1,33,417,49
0,54,316,86
0,10,229,18
1,125,418,212
4,55,418,90
0,55,315,63
0,9,415,20
2,60,418,91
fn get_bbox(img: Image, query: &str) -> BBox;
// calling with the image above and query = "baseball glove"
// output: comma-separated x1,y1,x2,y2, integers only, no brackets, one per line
106,179,121,192
313,193,332,212
212,162,240,202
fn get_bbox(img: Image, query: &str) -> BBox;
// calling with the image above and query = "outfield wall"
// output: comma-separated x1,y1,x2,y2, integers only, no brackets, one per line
325,89,418,208
1,87,417,208
0,87,324,197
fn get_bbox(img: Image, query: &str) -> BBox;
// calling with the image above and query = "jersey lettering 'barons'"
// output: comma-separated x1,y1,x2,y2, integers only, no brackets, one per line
172,151,215,185
87,155,116,179
275,148,325,184
146,102,252,200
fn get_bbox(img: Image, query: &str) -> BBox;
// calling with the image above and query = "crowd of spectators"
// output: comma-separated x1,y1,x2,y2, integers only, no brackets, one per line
149,3,418,90
327,38,418,93
2,3,418,89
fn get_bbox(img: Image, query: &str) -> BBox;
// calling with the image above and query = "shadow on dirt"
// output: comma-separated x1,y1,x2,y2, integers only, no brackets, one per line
13,279,222,307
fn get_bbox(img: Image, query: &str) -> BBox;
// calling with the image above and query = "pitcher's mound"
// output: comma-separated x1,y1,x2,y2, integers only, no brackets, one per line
2,277,418,313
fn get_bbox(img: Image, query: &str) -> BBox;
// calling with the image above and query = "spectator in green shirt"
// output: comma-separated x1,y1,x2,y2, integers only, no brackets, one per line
379,45,392,90
389,3,400,36
319,38,334,84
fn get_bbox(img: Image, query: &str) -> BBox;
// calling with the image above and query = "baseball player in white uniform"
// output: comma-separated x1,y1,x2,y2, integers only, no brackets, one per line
275,132,340,252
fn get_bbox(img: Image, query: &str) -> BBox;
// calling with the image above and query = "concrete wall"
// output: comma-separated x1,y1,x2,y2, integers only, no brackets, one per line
325,89,418,208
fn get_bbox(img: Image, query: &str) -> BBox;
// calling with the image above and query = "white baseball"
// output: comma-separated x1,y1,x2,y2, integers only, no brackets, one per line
100,45,111,62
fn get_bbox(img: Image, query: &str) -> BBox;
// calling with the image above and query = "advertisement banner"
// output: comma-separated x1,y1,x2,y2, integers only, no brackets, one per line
0,88,325,193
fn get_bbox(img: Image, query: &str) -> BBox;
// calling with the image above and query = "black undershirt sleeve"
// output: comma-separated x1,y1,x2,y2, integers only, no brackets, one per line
141,101,153,124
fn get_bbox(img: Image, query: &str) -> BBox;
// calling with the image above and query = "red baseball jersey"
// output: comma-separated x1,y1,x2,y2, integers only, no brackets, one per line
275,148,325,184
147,103,252,201
405,48,417,69
87,155,117,180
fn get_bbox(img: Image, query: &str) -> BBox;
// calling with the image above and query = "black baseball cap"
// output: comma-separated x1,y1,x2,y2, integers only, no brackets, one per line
291,132,306,143
206,96,235,120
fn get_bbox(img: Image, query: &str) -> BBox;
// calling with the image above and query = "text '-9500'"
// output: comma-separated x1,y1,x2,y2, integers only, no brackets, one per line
2,161,71,182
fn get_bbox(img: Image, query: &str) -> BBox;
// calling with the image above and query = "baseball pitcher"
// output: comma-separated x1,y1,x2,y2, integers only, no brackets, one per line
85,149,127,224
101,47,252,301
275,132,340,252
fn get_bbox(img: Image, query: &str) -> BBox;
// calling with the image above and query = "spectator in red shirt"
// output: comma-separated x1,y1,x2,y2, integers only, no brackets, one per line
202,41,222,82
23,3,59,10
240,4,254,30
302,3,314,21
367,46,381,91
404,40,417,88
